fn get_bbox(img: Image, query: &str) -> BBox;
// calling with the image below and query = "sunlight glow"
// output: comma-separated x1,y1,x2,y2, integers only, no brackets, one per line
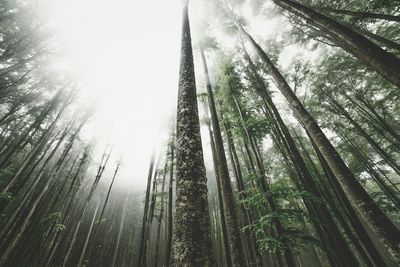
38,0,182,189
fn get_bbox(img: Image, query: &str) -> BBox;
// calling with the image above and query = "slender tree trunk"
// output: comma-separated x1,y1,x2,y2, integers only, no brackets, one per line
77,201,100,267
200,48,246,267
138,152,156,266
112,197,128,267
324,7,400,23
357,28,400,52
85,161,121,263
143,165,160,266
154,161,168,267
323,90,400,176
232,93,295,267
166,137,174,267
205,116,233,267
221,115,262,266
335,125,400,208
295,129,390,266
62,148,112,267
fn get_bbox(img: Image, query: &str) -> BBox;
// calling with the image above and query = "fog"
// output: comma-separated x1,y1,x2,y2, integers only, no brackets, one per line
37,0,184,191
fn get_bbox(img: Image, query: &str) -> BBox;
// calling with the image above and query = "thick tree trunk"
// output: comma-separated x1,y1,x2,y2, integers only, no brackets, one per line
272,0,400,88
172,1,214,265
241,27,400,264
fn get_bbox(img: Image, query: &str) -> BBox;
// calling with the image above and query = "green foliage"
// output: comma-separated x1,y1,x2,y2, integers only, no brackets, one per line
241,183,323,209
0,192,14,203
39,211,62,226
53,223,66,233
241,182,322,253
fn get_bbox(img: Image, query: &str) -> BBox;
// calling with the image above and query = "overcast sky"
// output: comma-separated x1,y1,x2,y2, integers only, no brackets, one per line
38,0,184,191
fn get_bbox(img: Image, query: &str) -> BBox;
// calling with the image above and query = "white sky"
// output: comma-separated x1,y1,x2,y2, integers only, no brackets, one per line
38,0,183,190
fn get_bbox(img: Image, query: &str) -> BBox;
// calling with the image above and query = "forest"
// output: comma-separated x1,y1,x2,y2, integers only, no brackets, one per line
0,0,399,266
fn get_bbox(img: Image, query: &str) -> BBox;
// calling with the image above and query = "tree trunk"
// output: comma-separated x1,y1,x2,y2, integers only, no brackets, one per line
325,7,400,23
112,197,128,267
77,201,100,267
154,161,168,267
172,0,214,265
231,92,295,267
200,48,246,267
138,152,156,266
166,137,174,267
205,116,233,267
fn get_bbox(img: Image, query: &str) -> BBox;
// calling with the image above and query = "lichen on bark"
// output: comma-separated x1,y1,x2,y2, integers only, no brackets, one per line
171,1,215,266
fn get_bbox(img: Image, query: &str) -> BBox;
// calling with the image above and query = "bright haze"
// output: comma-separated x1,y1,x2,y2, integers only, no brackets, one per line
38,0,184,190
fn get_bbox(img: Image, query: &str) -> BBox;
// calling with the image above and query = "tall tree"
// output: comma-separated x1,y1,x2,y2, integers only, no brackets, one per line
200,47,246,267
171,0,214,266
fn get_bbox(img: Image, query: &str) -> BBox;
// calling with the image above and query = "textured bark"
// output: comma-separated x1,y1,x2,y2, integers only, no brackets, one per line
200,48,246,267
272,0,400,88
241,27,400,264
172,1,214,266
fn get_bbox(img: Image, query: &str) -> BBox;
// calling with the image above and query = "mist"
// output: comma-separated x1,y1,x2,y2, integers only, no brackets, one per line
0,0,399,266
